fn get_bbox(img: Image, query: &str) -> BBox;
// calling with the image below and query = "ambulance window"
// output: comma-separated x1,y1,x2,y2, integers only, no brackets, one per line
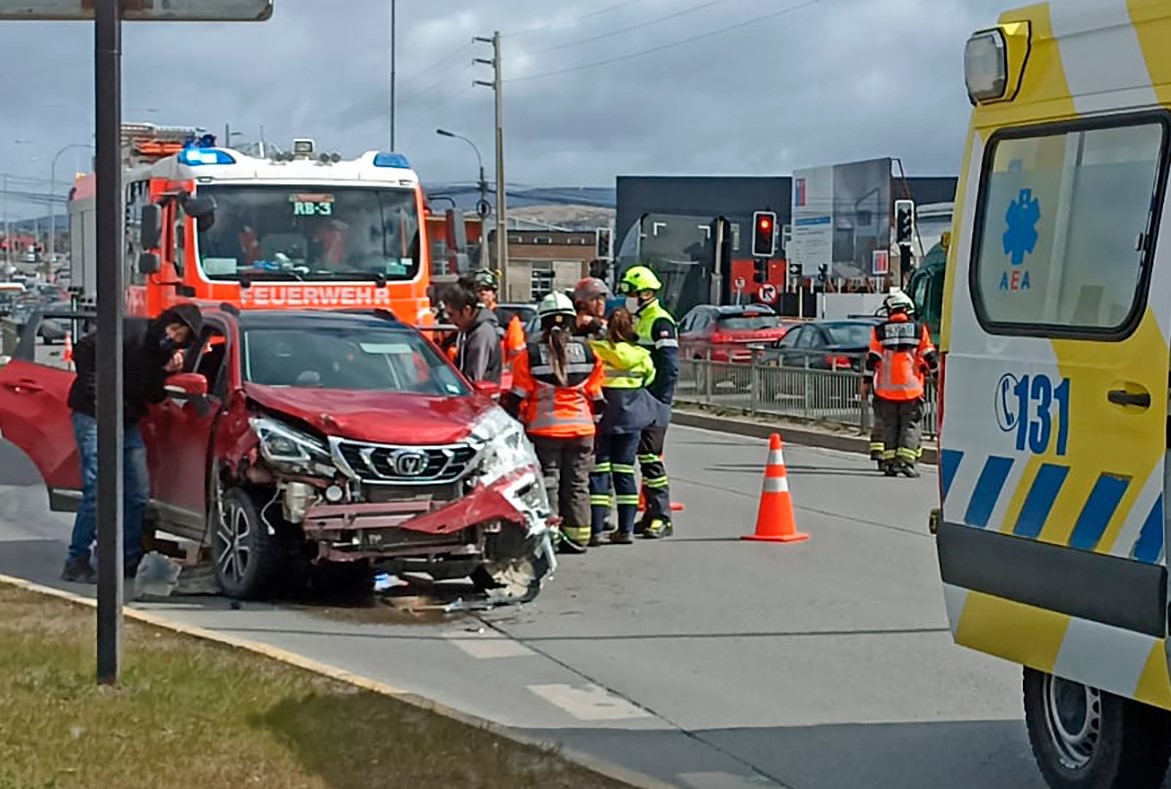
971,114,1168,335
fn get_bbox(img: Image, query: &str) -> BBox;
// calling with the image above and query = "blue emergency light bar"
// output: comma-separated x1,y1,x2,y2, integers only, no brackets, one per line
179,147,236,166
373,152,411,169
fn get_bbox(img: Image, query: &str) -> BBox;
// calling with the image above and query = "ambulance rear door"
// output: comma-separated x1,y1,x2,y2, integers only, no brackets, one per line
937,110,1171,706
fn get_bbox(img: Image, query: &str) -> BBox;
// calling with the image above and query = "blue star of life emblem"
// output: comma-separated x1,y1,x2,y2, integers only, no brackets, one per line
1003,187,1040,266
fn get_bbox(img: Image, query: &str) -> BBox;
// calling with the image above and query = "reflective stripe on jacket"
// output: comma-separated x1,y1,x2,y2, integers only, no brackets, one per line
634,298,679,406
510,336,604,438
865,314,937,401
590,339,659,435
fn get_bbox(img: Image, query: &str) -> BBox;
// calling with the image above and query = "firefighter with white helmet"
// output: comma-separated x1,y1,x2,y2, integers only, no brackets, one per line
865,288,937,477
502,291,605,553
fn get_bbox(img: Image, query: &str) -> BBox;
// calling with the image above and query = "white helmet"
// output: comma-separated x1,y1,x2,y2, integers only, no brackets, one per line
537,291,576,322
884,289,915,315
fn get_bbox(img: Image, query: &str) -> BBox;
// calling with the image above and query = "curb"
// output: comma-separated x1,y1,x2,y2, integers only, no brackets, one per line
0,573,676,789
672,405,939,465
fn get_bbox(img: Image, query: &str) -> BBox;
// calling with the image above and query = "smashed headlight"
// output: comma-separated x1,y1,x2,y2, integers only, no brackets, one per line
249,416,337,477
468,407,551,513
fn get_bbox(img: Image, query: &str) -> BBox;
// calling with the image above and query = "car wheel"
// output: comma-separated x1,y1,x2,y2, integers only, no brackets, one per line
1023,667,1171,788
212,487,282,600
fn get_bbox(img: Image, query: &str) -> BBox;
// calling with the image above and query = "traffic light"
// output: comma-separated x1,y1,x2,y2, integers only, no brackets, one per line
752,210,777,258
895,200,915,245
595,228,612,259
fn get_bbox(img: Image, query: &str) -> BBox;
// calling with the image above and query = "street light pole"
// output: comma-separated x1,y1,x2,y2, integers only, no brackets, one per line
50,143,94,266
474,31,507,288
389,0,396,150
435,128,487,215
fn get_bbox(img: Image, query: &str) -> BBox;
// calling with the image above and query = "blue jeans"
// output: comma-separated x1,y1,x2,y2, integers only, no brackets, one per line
67,412,150,566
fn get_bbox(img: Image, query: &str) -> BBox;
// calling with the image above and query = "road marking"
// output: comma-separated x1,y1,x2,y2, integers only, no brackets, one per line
443,630,535,659
527,683,654,721
679,772,777,789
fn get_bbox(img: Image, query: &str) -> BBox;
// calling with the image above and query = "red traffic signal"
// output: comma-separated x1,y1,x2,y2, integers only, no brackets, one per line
752,210,777,258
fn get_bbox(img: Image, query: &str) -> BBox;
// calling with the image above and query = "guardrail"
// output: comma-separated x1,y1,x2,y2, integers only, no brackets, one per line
676,349,938,438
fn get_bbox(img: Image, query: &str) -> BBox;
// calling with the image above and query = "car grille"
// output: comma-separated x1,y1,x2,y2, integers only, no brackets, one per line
334,441,478,485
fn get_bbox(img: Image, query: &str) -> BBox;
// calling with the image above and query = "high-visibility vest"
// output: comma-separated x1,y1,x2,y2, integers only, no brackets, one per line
591,340,655,390
503,314,526,363
867,314,937,401
634,299,677,352
509,336,604,438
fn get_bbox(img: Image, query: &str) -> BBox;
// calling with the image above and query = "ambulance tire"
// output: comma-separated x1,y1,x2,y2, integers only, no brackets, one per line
1023,668,1171,789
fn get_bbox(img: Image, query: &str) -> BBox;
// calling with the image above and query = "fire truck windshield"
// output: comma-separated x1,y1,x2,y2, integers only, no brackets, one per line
195,185,421,282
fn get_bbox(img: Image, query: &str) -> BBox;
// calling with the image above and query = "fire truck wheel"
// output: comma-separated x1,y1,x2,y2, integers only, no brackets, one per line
212,487,282,600
1023,667,1171,789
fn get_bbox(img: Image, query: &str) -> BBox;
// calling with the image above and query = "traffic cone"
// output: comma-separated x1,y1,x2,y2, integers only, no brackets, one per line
742,433,808,543
62,332,73,364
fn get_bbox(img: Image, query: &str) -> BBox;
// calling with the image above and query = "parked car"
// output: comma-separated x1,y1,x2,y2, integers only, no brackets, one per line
496,303,537,338
38,301,72,344
760,318,880,372
0,306,555,601
679,304,795,364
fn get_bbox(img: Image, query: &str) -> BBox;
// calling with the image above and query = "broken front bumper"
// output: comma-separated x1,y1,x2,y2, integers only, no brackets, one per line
302,468,550,562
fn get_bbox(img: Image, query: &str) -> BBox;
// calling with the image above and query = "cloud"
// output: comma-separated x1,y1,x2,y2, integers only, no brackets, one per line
0,0,1005,217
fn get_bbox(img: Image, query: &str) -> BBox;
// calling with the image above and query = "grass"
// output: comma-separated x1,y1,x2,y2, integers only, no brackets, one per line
0,585,628,789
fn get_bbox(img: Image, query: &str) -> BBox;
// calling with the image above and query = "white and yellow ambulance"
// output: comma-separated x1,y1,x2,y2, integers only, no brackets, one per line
935,1,1171,787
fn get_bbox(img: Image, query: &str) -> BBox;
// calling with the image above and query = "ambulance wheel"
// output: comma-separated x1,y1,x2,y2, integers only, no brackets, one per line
1023,668,1171,788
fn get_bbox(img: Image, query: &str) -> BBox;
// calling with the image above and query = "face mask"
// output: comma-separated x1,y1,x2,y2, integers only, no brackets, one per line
625,297,641,313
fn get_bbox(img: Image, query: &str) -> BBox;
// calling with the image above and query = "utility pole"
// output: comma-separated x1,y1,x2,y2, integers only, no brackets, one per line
389,0,396,150
474,31,507,292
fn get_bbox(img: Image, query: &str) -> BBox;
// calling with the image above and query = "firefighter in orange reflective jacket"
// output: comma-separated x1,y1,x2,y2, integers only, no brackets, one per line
865,290,937,478
502,292,606,554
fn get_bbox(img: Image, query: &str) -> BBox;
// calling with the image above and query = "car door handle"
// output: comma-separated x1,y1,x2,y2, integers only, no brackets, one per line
1107,389,1150,407
4,379,43,393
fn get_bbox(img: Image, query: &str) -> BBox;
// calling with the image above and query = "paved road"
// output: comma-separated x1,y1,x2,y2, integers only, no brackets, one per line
0,424,1042,789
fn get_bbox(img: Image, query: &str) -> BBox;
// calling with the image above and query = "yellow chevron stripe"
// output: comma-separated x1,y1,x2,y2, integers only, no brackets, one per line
955,590,1070,673
1135,641,1171,710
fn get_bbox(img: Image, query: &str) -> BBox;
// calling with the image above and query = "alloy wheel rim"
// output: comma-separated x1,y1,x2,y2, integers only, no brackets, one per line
214,500,252,586
1043,674,1101,770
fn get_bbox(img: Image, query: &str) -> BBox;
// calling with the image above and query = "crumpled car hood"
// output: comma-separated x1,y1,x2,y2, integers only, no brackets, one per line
244,383,496,445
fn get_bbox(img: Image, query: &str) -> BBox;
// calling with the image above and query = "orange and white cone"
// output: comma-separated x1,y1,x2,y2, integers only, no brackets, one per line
742,433,808,543
62,332,73,364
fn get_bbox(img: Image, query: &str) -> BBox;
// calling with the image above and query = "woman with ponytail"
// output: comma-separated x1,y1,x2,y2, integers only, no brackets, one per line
502,292,605,554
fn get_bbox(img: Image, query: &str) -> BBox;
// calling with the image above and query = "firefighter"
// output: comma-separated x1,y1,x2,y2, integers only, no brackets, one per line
863,301,890,469
866,290,937,478
467,269,526,366
572,277,610,340
618,264,679,538
588,308,658,545
502,292,605,554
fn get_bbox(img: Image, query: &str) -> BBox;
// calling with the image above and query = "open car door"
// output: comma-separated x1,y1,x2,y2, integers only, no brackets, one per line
0,311,84,510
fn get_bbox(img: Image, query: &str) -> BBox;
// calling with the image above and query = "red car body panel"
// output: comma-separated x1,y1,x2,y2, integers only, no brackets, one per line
0,358,80,491
243,384,495,446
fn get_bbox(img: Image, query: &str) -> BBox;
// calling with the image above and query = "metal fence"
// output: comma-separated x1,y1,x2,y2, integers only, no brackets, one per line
676,349,938,439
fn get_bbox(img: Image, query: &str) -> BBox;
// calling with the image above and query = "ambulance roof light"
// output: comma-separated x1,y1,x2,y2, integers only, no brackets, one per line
964,28,1007,103
373,152,411,169
179,147,236,166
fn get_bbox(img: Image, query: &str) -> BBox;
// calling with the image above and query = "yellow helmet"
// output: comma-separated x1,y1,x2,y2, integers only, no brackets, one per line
619,265,662,294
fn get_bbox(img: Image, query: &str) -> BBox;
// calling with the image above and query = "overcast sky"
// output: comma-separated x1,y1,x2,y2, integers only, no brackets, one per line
0,0,1005,218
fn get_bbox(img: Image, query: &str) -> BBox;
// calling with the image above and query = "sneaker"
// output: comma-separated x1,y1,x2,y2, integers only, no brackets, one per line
641,519,674,539
608,531,633,545
61,557,96,584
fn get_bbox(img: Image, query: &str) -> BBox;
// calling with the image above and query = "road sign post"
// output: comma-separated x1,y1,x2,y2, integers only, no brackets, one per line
0,0,273,686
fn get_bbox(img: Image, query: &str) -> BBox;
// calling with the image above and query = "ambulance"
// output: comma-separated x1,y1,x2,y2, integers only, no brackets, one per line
67,122,433,325
934,1,1171,786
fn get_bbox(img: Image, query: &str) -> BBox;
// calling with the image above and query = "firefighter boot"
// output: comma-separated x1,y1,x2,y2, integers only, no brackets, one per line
641,518,674,540
899,461,921,479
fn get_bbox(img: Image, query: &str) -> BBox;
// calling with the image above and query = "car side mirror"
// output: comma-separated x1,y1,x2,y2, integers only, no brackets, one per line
138,252,161,275
140,204,163,249
164,372,208,399
473,380,500,398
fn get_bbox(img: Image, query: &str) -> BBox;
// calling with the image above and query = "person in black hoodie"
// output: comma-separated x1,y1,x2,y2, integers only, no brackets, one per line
61,304,203,583
444,281,502,385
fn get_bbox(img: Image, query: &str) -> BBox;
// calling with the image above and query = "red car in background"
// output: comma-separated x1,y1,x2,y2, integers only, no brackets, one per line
678,304,797,364
0,306,555,601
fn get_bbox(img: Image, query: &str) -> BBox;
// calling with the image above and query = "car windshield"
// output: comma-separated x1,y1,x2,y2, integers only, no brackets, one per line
242,325,468,395
718,315,781,331
823,323,873,346
196,185,421,282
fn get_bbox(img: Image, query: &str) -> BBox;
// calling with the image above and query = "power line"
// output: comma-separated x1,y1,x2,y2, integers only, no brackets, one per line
502,0,653,37
334,41,473,128
337,86,477,154
507,0,827,83
530,0,741,56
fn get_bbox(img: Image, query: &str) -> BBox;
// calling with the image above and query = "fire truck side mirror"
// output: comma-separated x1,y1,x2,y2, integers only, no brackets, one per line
140,205,163,249
183,194,217,220
196,214,216,233
137,252,161,275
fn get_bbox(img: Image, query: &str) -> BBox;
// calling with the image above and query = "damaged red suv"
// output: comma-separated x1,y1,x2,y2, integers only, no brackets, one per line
0,306,556,600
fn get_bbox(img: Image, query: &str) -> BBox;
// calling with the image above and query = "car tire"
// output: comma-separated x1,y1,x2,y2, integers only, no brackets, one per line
212,487,282,600
1023,667,1171,789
